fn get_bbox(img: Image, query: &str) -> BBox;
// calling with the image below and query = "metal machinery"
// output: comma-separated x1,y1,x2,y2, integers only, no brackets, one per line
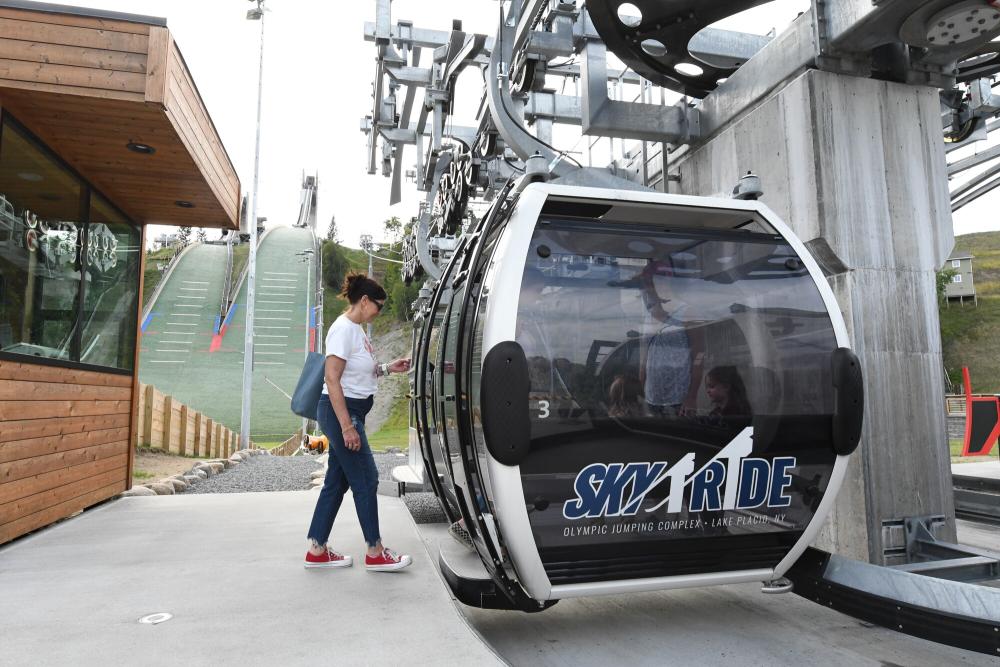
362,0,1000,653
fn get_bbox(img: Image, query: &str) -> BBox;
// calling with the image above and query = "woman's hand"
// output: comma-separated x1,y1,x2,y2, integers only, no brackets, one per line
342,422,362,451
388,357,411,374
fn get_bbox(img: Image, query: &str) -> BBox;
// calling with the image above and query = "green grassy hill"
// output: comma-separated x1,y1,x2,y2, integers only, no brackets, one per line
941,231,1000,393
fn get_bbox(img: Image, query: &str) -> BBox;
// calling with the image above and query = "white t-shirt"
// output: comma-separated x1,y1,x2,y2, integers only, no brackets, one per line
321,314,378,398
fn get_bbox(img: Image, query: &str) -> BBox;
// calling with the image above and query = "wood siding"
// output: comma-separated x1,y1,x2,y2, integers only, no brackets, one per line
0,359,132,544
0,7,239,228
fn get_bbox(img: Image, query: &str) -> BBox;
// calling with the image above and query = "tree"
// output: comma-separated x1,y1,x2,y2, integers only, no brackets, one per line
177,226,192,246
196,228,207,243
326,215,339,242
322,240,348,292
381,257,420,321
383,216,402,249
936,268,958,304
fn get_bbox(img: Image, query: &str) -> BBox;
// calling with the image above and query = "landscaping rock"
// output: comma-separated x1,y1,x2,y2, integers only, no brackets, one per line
310,469,326,480
183,475,201,486
190,468,208,479
206,462,225,474
121,486,157,497
165,477,188,492
149,483,175,496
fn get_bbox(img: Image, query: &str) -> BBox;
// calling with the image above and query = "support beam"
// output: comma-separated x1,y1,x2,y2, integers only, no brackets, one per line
580,40,693,143
948,143,1000,176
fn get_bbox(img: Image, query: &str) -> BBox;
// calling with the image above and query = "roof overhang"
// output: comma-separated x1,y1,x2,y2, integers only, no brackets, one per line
0,2,241,228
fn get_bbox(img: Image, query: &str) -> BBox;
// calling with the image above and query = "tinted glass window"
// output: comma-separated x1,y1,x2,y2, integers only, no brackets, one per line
0,115,140,371
80,195,141,370
516,220,840,551
0,118,85,362
441,285,465,474
519,222,837,435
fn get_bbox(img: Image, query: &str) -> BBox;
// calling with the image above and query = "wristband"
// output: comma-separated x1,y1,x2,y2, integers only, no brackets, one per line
379,363,389,376
342,424,356,433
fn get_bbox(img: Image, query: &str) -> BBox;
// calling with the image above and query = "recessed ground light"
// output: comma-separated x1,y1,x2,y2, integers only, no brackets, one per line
617,3,642,28
126,141,156,155
138,612,173,625
17,172,42,182
175,200,195,209
675,62,705,77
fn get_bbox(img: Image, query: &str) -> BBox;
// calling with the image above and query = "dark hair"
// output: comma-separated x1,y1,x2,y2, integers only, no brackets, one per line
341,272,387,305
706,366,751,416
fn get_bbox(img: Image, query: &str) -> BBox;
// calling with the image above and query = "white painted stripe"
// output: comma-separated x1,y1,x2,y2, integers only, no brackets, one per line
177,296,207,300
155,349,189,353
264,271,297,276
255,362,285,365
256,344,286,347
255,326,290,329
259,286,297,290
263,278,298,282
256,352,285,355
162,331,195,335
257,335,289,339
256,317,290,321
148,360,185,364
257,309,293,313
176,305,203,309
171,314,201,318
180,288,208,292
161,340,193,345
258,300,294,304
166,323,197,327
183,281,209,284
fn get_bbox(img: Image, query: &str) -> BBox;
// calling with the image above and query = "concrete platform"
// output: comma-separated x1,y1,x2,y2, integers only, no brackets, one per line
416,524,997,666
0,492,502,667
953,459,1000,481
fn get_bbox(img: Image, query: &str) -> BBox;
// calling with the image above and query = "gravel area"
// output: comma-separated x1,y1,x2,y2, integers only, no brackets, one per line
181,455,322,494
178,451,448,524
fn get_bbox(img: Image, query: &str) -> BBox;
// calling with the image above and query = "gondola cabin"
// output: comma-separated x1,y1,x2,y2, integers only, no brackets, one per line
411,182,863,611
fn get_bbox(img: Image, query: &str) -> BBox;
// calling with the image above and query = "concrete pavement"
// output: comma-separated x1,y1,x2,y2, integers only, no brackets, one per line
416,523,998,666
0,491,502,667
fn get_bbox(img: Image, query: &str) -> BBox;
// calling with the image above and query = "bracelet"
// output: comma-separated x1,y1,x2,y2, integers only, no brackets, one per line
341,424,356,433
379,363,389,377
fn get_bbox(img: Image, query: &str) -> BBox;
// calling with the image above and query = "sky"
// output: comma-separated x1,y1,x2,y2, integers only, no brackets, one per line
52,0,997,246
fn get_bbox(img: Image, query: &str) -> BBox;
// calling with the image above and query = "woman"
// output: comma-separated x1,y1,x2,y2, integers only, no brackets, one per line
705,365,752,423
304,273,412,571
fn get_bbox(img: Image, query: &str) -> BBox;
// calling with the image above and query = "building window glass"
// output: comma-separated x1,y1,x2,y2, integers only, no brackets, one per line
0,114,139,372
951,259,962,268
81,195,140,370
953,274,962,283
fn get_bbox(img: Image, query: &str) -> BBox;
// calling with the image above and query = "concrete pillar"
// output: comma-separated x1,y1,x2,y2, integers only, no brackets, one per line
673,69,955,563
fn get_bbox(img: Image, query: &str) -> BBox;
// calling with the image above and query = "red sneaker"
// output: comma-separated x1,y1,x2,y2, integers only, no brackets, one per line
365,547,412,572
304,546,353,569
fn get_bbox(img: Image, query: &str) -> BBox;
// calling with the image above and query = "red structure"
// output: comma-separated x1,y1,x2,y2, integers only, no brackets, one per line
962,367,1000,457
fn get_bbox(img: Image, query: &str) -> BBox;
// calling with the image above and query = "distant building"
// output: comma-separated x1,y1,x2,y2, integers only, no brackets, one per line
944,253,976,305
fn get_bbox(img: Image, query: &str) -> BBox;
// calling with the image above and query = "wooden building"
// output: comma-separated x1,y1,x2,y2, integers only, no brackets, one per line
0,1,240,545
944,253,977,306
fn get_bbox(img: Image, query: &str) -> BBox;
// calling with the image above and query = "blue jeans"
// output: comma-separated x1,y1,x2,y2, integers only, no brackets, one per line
306,395,380,547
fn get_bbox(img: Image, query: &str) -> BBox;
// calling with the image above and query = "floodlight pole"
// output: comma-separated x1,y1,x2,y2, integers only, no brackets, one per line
241,0,266,450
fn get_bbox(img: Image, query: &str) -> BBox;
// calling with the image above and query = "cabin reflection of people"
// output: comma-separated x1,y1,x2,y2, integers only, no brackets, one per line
705,365,752,427
637,260,703,419
517,267,573,408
